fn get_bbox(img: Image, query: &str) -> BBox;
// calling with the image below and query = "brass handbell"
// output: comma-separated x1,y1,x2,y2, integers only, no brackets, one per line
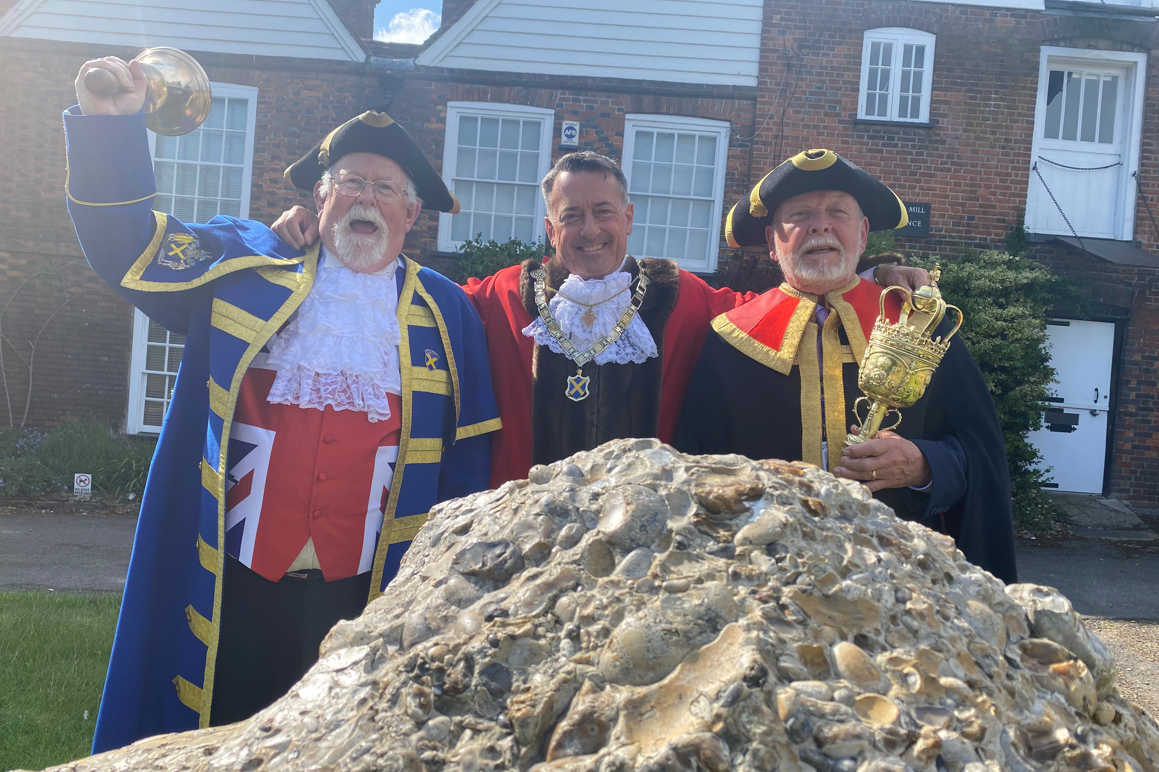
83,47,212,136
846,266,963,446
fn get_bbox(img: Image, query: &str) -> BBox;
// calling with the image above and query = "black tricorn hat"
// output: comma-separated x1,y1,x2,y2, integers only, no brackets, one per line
725,149,907,248
284,110,460,214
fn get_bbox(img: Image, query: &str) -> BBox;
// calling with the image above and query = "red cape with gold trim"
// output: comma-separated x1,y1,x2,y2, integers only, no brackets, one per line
676,278,1017,583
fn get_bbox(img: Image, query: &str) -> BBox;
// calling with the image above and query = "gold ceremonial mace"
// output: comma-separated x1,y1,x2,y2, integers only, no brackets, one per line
846,265,963,446
83,47,212,136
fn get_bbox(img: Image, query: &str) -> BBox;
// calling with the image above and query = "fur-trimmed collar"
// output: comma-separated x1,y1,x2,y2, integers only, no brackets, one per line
711,277,902,374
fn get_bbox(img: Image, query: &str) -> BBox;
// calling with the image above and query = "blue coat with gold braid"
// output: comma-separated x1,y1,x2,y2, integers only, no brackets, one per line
62,108,501,752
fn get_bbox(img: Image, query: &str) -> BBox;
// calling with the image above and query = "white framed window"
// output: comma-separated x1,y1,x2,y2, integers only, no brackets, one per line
621,114,730,273
126,83,258,434
1026,48,1146,241
438,102,554,252
858,28,936,124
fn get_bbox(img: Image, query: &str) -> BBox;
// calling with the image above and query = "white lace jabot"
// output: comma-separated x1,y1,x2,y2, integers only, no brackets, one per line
265,249,402,422
522,263,658,366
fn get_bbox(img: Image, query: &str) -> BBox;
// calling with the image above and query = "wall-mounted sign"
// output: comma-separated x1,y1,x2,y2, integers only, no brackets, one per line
895,202,931,238
560,121,580,147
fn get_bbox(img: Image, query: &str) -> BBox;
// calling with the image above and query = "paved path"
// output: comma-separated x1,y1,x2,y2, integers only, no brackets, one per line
0,513,135,593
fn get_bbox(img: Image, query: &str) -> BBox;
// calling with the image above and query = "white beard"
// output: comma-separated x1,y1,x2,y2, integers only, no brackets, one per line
332,204,392,271
782,237,856,286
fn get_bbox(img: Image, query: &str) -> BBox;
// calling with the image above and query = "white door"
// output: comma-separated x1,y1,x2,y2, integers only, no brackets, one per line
1029,319,1115,494
1026,55,1135,239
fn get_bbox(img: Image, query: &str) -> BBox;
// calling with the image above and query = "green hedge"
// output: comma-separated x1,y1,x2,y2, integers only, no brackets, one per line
450,235,553,284
0,422,155,498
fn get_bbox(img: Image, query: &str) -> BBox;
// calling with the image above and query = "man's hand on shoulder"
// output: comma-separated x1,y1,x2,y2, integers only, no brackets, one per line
834,428,932,492
272,206,321,249
874,264,930,292
75,58,147,117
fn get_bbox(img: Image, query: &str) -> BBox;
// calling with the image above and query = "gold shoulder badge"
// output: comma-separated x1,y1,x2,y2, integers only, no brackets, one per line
157,233,213,271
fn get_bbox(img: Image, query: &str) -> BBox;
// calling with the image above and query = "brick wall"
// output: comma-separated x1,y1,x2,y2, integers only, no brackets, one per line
383,69,758,269
745,0,1159,509
0,38,385,428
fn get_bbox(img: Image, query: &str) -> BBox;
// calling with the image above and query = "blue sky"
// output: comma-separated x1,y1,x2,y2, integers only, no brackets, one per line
373,1,443,43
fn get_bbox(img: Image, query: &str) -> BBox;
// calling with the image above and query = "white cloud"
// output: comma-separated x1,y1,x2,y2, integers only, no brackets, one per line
374,8,441,44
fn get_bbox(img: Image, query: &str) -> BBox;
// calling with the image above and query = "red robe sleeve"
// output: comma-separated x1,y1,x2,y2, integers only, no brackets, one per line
462,266,537,488
656,273,761,444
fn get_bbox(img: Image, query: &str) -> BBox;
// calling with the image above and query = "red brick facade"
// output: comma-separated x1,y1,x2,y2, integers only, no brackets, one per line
2,0,1157,508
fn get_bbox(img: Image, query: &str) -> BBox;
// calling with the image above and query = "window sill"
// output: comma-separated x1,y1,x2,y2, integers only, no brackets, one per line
853,117,934,130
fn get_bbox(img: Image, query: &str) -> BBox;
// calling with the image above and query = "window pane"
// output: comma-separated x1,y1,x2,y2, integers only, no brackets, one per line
477,148,498,180
627,229,645,255
173,197,196,221
635,131,654,161
219,200,240,217
514,216,533,242
204,98,225,130
170,332,186,345
675,134,696,164
198,166,221,198
155,195,172,212
672,164,694,197
1045,70,1065,139
457,147,477,178
654,132,675,163
687,228,709,260
154,161,175,194
652,163,673,195
451,211,470,241
497,150,518,181
521,120,538,150
479,118,500,148
147,320,167,344
1062,72,1081,141
223,133,246,165
146,345,166,372
143,400,164,427
1081,75,1100,142
696,135,716,166
459,116,478,147
669,198,691,227
630,162,651,193
518,151,539,183
691,200,712,229
693,166,714,198
221,168,243,199
175,165,198,196
646,226,665,256
475,182,495,211
166,345,182,373
1099,75,1118,144
499,119,521,149
913,44,924,70
495,184,515,213
457,181,474,210
226,100,247,131
666,228,687,260
196,199,218,223
177,133,199,161
494,215,513,242
515,185,535,216
155,134,178,159
201,130,223,164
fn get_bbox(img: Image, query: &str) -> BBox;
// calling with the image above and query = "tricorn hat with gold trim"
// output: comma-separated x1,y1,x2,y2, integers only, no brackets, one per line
285,110,459,214
725,149,907,247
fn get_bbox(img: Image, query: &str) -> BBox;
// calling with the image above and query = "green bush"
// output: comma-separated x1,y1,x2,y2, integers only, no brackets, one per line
909,251,1066,530
450,235,553,284
0,422,155,499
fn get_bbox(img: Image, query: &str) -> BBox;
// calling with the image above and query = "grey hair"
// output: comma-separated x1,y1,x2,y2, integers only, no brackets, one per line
541,151,629,209
319,168,419,206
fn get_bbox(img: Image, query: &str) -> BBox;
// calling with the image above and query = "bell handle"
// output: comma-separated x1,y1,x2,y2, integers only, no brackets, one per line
880,407,903,434
879,285,913,321
941,304,964,343
83,68,122,98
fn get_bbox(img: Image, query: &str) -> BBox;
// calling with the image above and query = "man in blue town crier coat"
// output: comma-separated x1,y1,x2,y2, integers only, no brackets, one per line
65,56,502,752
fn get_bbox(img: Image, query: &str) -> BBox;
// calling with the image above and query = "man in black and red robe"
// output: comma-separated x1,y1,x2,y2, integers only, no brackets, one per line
676,149,1017,583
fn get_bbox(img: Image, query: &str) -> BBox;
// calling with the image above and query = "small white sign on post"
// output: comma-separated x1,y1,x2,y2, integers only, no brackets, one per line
74,473,92,500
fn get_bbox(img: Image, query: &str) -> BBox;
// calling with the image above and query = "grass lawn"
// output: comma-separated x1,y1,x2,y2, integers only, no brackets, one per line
0,592,120,771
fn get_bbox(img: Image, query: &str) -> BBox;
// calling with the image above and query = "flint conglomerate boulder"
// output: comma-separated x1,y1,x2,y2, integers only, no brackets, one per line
48,440,1159,772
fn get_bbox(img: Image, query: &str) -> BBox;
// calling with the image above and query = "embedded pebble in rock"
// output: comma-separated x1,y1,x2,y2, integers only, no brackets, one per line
34,439,1159,772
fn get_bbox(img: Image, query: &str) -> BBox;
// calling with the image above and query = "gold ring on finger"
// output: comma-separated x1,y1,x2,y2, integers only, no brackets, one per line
872,469,877,480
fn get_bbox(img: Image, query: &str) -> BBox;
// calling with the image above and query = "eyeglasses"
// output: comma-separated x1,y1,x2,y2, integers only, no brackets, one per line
333,175,405,201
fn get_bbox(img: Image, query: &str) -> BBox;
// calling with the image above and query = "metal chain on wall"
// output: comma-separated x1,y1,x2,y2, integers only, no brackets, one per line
1132,170,1159,247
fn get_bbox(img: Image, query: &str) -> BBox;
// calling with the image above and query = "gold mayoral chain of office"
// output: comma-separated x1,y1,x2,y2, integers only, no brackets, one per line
531,267,650,403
